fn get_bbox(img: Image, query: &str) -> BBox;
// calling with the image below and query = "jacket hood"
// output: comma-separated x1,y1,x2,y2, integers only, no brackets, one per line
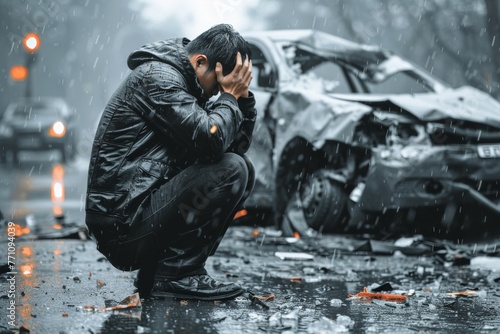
127,37,205,101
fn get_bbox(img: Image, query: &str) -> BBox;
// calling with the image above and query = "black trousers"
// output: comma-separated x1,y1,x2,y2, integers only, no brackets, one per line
100,152,254,278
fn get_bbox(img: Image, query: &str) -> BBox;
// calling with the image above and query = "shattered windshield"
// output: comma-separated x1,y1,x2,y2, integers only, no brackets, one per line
282,44,446,95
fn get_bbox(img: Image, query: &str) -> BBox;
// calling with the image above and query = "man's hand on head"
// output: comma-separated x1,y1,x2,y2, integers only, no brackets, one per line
216,52,252,100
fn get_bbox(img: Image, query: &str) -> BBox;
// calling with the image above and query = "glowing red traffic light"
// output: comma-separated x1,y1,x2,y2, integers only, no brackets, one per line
23,32,41,53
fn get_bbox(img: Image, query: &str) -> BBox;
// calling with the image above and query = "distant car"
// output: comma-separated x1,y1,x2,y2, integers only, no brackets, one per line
0,97,77,163
241,29,500,239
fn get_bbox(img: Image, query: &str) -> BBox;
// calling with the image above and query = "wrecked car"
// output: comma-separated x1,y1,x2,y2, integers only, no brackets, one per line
241,29,500,239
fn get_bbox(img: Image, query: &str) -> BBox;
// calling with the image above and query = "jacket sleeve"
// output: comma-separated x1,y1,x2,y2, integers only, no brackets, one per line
137,63,244,162
226,92,257,155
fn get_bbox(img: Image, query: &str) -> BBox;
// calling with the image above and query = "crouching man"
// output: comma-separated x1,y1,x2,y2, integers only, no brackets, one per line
85,24,256,300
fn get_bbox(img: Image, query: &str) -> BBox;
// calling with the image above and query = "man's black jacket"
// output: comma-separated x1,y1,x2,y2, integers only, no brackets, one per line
85,37,256,238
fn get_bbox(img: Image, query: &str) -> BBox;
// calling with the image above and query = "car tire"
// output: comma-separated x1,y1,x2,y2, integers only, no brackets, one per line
297,169,348,233
274,137,328,227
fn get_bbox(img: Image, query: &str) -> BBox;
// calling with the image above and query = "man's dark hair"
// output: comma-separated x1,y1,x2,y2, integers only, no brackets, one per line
186,24,252,76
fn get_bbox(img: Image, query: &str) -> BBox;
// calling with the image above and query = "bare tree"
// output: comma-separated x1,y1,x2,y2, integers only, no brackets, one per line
260,0,500,99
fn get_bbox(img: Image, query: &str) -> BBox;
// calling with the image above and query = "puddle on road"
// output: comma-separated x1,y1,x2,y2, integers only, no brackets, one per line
93,267,499,334
96,277,353,334
471,256,500,271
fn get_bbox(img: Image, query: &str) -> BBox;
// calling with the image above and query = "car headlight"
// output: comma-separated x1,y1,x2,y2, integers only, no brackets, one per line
48,121,66,137
0,124,13,138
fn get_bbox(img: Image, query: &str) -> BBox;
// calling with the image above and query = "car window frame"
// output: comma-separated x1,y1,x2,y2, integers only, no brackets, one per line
247,40,279,93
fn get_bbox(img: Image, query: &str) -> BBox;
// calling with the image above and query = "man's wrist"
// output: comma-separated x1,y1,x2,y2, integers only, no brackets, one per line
237,91,256,118
218,92,238,105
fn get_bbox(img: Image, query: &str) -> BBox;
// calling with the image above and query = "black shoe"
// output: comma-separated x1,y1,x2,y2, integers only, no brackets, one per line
150,274,244,301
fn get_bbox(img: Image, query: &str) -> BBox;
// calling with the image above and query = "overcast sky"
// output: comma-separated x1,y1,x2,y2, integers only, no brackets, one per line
130,0,270,38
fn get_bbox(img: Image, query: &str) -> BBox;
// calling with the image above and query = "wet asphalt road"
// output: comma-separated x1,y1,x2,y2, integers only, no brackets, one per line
0,151,88,238
1,229,500,333
1,152,500,333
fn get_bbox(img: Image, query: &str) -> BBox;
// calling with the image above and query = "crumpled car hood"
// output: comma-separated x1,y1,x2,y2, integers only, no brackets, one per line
273,84,500,160
332,86,500,129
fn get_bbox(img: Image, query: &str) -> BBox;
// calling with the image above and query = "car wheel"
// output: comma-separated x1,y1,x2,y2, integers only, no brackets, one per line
297,169,348,233
274,137,328,227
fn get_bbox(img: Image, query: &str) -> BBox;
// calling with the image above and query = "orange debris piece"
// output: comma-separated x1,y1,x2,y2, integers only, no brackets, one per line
447,290,478,297
348,287,407,302
100,292,141,311
253,293,275,301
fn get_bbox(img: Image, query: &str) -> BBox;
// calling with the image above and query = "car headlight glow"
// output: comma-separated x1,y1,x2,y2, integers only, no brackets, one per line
48,121,66,137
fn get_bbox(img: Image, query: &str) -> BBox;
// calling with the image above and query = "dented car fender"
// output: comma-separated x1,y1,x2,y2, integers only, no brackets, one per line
271,85,372,168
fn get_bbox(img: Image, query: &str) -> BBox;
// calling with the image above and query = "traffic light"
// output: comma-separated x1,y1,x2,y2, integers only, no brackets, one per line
9,32,42,97
22,32,41,53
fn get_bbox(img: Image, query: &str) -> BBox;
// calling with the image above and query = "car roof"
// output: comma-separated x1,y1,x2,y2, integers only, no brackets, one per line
244,29,390,67
6,97,69,112
3,97,70,118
